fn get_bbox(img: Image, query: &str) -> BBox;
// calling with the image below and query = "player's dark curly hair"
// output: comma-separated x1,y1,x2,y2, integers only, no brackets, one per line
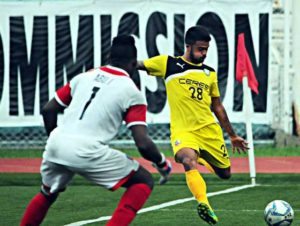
110,35,137,64
185,25,211,45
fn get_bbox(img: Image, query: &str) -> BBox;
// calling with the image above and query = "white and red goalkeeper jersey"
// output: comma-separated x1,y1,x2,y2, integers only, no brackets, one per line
52,65,146,144
42,65,145,181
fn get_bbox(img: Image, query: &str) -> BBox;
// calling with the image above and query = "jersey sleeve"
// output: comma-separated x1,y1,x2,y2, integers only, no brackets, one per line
122,80,148,128
124,105,147,128
54,73,84,107
55,83,72,107
210,71,220,97
143,55,168,78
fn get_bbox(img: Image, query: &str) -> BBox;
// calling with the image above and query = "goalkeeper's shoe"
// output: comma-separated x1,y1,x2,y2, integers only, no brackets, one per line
197,203,218,225
152,159,172,185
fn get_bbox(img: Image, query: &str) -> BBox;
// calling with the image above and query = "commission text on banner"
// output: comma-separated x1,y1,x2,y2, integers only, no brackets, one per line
0,0,272,126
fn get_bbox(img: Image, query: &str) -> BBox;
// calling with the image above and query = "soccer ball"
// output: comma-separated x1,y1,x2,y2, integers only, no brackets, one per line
264,200,294,226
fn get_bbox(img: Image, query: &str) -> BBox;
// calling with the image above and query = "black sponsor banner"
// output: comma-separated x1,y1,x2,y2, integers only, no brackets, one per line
0,1,272,126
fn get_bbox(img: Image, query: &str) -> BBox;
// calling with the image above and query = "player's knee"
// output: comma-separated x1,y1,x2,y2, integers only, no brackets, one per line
181,158,198,171
175,149,198,171
217,171,231,180
123,167,154,190
41,184,63,204
220,173,231,180
142,170,155,189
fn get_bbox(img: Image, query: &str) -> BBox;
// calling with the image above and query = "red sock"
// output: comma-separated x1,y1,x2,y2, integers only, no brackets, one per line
20,192,52,226
106,183,152,226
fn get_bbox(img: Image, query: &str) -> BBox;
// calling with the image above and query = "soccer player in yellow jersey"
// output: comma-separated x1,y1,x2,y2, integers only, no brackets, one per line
137,25,249,225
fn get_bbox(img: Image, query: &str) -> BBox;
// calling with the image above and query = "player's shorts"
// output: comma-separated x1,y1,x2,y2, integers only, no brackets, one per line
170,123,230,169
41,131,139,193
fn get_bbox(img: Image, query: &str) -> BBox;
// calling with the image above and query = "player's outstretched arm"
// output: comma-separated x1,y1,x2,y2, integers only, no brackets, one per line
130,125,172,184
42,98,65,136
211,97,249,154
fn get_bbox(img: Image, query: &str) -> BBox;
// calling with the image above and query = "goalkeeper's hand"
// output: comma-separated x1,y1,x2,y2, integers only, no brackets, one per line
152,156,172,185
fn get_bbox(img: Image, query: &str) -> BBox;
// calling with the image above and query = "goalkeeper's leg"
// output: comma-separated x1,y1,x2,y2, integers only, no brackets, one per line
20,160,71,226
106,166,154,226
20,185,60,226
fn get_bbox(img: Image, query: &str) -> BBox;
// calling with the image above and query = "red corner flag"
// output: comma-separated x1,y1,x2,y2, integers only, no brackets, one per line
236,33,259,94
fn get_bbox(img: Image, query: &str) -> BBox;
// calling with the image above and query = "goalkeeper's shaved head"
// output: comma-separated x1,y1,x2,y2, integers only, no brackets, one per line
110,35,137,64
109,35,137,76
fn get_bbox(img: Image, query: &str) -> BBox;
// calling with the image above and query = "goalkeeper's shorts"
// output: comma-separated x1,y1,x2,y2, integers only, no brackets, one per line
42,130,139,193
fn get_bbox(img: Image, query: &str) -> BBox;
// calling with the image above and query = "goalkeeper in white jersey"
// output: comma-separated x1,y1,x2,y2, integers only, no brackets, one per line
20,35,171,226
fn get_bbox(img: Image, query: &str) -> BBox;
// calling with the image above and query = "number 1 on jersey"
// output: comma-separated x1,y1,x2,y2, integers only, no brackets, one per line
79,87,100,120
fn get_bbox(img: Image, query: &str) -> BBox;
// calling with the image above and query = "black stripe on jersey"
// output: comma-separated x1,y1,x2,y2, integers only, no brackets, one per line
165,56,215,80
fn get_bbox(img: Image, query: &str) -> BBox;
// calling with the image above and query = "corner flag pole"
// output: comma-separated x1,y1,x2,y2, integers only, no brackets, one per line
236,32,258,186
242,77,256,185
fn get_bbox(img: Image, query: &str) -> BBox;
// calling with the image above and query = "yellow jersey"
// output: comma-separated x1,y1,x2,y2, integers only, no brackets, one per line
143,55,220,134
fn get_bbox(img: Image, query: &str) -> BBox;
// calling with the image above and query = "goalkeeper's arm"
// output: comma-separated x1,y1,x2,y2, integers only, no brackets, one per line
42,98,65,136
130,125,172,184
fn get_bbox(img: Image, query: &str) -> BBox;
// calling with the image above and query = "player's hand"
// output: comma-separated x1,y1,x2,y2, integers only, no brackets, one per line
152,159,172,185
230,135,249,154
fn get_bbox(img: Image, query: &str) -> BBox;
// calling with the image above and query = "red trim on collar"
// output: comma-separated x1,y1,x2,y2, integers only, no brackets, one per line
100,66,127,76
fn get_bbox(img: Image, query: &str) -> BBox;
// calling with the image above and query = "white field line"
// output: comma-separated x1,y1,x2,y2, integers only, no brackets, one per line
160,208,264,212
161,208,300,212
64,184,257,226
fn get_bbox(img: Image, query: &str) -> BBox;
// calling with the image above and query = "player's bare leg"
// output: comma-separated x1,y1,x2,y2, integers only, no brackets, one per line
212,166,231,180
